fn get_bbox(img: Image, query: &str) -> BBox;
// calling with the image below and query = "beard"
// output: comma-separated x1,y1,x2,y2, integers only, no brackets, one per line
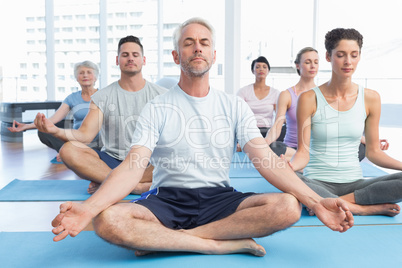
180,53,212,77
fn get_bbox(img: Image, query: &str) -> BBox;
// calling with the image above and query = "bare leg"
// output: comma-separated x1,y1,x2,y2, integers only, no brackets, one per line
93,193,301,256
185,193,301,240
60,141,152,194
340,193,400,217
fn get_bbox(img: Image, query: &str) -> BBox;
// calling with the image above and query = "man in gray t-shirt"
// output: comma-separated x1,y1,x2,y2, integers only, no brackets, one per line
35,35,167,194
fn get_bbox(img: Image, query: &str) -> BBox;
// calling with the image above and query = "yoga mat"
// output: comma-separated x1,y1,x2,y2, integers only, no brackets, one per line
50,156,63,164
0,178,279,202
1,178,401,226
229,161,389,178
0,179,140,202
1,225,402,267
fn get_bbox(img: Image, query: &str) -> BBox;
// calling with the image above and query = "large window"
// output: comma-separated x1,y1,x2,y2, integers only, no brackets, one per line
0,0,402,103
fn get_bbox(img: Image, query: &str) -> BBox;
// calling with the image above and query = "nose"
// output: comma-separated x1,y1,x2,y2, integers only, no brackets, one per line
194,42,202,54
345,55,352,65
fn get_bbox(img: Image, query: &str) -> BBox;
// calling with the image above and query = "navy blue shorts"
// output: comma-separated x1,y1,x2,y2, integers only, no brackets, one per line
94,149,122,169
132,187,255,229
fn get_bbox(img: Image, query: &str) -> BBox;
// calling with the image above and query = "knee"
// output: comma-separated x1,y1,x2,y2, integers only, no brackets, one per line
59,142,75,160
274,193,302,228
93,205,124,244
59,141,87,163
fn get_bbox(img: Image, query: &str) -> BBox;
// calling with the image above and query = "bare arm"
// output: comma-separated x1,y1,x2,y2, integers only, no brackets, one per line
34,101,103,144
363,89,402,170
51,145,152,241
289,90,316,171
8,103,71,133
244,137,353,232
265,90,290,144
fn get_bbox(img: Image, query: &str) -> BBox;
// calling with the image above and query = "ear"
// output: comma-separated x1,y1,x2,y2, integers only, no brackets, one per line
116,55,119,66
172,50,180,65
143,55,146,66
212,50,217,64
326,52,331,62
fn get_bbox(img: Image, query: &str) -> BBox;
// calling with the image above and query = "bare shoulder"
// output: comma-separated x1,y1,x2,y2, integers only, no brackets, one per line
278,89,291,102
364,88,381,116
364,88,381,101
299,88,316,102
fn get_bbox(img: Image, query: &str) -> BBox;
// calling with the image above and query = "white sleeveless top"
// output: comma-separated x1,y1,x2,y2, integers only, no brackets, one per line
303,85,366,183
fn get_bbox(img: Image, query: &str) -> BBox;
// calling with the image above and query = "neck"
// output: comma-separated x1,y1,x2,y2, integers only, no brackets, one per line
325,74,355,96
253,78,267,89
294,76,316,93
177,72,210,97
118,72,146,92
80,85,97,95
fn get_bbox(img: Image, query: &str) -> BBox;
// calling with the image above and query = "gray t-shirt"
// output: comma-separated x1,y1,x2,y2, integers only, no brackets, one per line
92,80,167,160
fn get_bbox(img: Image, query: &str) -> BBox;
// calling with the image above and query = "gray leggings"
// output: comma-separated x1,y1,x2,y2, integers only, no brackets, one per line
297,172,402,205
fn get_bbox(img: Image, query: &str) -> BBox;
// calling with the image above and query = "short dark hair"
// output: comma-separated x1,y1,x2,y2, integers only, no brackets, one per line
118,35,144,55
251,56,270,73
325,28,363,55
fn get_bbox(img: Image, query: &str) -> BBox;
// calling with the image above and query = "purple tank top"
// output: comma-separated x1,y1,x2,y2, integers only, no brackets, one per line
283,87,298,148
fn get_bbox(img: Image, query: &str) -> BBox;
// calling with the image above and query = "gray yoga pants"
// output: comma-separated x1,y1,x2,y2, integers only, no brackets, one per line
297,172,402,205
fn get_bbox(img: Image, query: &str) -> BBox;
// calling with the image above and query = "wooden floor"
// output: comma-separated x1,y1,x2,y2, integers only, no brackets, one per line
0,131,80,232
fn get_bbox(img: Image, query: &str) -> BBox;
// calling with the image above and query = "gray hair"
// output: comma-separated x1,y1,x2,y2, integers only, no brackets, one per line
74,60,99,80
173,17,216,52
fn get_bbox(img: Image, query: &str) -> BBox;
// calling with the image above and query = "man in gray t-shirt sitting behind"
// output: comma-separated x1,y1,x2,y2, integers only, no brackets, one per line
35,36,167,194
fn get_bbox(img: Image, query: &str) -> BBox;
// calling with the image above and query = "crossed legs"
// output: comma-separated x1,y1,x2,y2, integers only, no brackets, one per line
298,173,402,216
93,192,301,256
59,141,152,194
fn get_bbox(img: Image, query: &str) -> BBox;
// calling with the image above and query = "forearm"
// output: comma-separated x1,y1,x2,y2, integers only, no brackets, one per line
265,122,282,144
84,161,145,214
53,128,94,143
258,156,322,208
83,146,150,214
367,150,402,171
245,138,322,208
289,150,309,171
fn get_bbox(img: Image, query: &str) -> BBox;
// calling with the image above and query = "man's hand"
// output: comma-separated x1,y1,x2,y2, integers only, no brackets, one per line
34,113,58,134
51,201,95,242
311,198,354,233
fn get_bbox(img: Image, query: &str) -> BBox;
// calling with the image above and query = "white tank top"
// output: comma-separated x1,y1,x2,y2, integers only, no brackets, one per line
303,85,366,183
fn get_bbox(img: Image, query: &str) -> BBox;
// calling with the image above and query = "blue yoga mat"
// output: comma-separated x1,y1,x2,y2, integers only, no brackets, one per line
2,178,401,226
0,179,140,202
229,161,388,178
0,178,279,202
1,225,402,268
50,156,63,164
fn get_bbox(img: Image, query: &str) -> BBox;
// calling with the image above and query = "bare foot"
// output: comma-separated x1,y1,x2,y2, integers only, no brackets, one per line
87,181,100,194
349,203,401,217
56,153,62,162
135,250,154,257
87,181,150,195
135,239,266,257
214,238,266,256
131,182,152,195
